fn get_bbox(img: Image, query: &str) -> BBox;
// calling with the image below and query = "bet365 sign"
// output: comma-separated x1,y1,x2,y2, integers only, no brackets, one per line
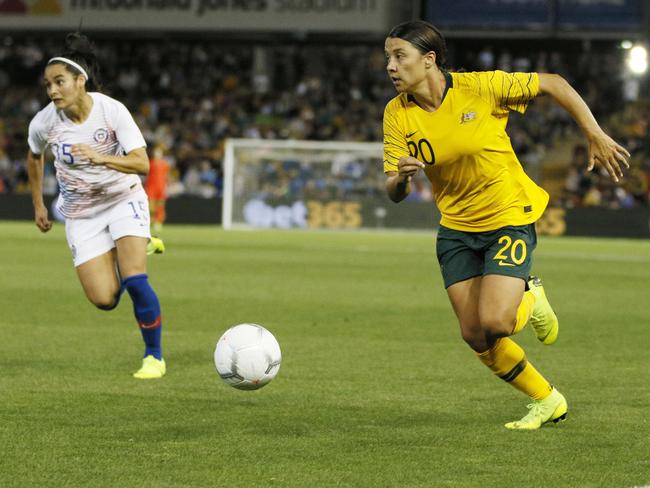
243,199,362,229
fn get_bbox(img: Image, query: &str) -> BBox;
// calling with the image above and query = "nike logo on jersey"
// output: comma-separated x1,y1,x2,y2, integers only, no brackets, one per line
406,130,418,138
460,112,477,124
497,261,516,267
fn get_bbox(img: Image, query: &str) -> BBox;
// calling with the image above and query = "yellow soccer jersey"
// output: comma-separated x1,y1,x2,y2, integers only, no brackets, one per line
383,70,549,232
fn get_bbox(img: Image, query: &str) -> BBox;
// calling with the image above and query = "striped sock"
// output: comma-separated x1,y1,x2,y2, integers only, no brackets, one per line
477,337,552,400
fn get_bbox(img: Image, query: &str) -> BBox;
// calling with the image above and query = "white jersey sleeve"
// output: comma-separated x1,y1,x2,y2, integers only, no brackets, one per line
111,100,146,154
27,110,51,155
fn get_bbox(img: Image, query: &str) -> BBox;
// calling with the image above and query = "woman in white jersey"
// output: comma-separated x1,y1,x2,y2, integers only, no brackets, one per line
26,33,166,379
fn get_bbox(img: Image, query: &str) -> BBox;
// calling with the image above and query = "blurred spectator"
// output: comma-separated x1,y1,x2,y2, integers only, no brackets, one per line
0,35,648,207
144,144,171,235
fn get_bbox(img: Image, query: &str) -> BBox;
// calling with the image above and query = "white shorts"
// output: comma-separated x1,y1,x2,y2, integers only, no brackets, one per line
65,189,151,267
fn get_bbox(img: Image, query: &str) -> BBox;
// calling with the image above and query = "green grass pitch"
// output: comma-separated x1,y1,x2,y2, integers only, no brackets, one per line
1,220,649,487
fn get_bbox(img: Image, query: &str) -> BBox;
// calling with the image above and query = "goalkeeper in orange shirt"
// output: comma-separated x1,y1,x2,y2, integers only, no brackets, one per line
145,144,170,237
383,21,630,429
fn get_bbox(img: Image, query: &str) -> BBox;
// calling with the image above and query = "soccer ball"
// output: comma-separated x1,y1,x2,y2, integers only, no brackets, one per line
214,323,282,390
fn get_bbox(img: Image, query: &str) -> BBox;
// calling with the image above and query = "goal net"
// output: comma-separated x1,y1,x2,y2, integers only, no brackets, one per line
222,138,439,231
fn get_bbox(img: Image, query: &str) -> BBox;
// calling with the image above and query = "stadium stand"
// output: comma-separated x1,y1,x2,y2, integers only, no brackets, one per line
1,36,648,208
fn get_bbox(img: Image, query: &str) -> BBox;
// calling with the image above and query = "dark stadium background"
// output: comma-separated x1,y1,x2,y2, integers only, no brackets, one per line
1,0,649,236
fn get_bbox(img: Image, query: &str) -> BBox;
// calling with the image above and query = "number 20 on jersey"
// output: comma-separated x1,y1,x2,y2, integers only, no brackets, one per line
407,138,435,165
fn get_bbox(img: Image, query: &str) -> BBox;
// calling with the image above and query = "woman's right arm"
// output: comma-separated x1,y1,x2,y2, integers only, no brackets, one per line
385,156,425,203
26,150,52,232
384,101,423,203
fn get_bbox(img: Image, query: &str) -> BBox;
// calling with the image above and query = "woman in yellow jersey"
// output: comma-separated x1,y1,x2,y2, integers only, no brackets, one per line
383,21,630,430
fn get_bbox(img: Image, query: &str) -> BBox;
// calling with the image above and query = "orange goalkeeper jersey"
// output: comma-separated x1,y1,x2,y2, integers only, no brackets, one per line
145,157,170,200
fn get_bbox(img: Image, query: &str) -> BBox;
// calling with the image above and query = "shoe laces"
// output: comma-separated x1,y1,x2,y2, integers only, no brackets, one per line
521,401,545,422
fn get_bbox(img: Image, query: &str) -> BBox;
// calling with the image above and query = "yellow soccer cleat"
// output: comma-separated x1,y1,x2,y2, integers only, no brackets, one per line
528,276,559,345
146,236,165,256
133,355,166,379
505,388,567,430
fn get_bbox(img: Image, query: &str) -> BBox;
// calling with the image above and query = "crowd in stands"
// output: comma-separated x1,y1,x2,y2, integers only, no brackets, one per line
559,106,649,209
0,35,648,208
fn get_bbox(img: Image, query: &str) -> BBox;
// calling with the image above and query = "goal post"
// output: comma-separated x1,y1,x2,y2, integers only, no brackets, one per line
222,138,439,231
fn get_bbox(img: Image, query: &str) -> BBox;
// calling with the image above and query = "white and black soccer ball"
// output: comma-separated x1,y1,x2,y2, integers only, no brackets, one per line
214,323,282,390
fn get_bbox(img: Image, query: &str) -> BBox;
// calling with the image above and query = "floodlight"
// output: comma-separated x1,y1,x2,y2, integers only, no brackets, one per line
626,45,648,75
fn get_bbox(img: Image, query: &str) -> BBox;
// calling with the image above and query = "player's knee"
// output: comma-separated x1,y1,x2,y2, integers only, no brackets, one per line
92,296,119,311
460,327,485,351
480,311,516,337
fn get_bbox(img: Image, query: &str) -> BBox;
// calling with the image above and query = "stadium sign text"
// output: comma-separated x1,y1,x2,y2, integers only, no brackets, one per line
242,199,362,229
68,0,377,16
1,0,387,31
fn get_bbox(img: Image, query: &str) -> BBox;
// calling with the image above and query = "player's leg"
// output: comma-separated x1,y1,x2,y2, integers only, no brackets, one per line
145,196,165,254
480,226,565,429
158,198,167,227
486,224,558,343
148,198,157,222
111,192,165,379
446,277,485,351
439,225,539,409
477,334,566,429
148,198,161,235
145,185,166,252
150,197,166,235
447,276,560,429
66,215,123,310
447,276,563,429
115,235,165,379
478,274,528,338
75,248,122,310
527,276,559,344
477,275,552,397
439,225,566,429
437,226,487,350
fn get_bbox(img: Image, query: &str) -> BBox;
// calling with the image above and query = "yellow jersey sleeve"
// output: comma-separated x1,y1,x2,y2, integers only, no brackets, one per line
452,71,539,116
383,97,410,173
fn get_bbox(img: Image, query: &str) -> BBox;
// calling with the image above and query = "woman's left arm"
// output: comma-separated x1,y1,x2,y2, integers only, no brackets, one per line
538,73,630,182
71,145,149,175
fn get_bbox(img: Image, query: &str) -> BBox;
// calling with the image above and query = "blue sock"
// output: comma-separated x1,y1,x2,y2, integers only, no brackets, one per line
123,273,162,360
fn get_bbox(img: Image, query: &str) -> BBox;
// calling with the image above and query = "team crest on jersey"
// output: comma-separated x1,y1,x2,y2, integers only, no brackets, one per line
93,128,110,143
460,112,477,124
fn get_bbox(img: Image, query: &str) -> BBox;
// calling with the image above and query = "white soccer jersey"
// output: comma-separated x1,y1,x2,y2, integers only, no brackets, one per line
28,92,146,219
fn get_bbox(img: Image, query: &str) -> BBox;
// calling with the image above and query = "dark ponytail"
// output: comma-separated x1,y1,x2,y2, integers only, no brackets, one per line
47,32,102,92
387,21,447,68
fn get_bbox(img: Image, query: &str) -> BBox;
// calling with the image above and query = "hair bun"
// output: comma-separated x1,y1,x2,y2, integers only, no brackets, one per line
64,32,94,55
59,31,102,91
